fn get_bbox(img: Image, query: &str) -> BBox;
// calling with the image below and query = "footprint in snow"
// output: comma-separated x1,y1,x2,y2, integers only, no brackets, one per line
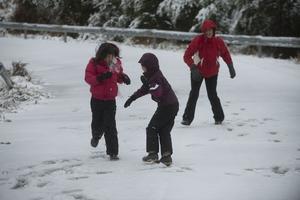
0,141,11,145
11,177,29,189
227,128,233,132
42,160,57,165
61,189,83,194
209,138,217,141
263,118,274,122
269,139,281,143
70,193,93,200
185,143,202,147
68,176,89,181
225,172,241,176
236,123,245,127
37,181,49,188
272,166,289,175
96,171,113,175
237,133,248,137
268,131,278,135
90,151,106,159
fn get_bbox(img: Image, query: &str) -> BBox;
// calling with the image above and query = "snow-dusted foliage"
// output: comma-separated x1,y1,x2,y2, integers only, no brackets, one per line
8,0,300,37
12,0,94,25
157,0,200,31
0,63,50,121
0,0,15,21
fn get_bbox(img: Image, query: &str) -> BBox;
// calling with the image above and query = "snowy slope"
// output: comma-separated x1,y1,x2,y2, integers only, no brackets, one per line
0,37,300,200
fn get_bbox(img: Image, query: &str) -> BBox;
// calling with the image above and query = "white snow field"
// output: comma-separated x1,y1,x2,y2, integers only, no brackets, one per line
0,37,300,200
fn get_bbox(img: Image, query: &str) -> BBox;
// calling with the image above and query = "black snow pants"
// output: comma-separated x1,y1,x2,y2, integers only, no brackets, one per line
183,74,224,123
90,97,118,156
146,103,179,156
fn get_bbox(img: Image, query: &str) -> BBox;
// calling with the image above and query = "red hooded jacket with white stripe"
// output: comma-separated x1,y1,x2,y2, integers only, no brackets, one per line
183,19,233,78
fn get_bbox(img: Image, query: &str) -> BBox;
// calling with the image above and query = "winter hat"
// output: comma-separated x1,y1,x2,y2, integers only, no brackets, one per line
201,19,217,34
138,53,160,76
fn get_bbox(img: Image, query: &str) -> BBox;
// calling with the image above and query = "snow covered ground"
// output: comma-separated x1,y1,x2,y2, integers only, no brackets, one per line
0,36,300,200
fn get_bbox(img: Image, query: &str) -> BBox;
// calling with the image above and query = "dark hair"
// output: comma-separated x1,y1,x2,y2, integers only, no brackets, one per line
109,42,120,58
95,43,115,63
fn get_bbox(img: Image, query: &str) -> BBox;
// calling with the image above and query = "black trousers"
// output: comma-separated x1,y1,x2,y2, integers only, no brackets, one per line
183,74,224,123
146,103,179,156
90,97,118,155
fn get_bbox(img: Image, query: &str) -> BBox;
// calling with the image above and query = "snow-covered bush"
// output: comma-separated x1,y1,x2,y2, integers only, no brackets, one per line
13,0,94,25
0,62,50,122
0,0,15,21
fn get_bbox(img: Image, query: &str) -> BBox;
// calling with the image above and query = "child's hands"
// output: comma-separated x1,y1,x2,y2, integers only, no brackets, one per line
190,64,202,81
97,71,112,82
122,73,131,85
124,97,133,108
140,75,149,86
227,63,236,79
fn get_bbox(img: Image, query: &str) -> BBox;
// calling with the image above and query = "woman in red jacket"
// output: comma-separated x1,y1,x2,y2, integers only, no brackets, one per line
85,42,131,160
181,19,236,126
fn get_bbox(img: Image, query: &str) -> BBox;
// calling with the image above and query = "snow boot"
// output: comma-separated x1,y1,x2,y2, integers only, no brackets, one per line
90,137,100,148
90,132,104,148
109,154,119,161
142,153,159,163
214,120,222,125
160,155,172,167
181,119,191,126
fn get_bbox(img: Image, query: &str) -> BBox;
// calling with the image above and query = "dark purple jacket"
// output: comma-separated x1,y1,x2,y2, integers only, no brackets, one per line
131,53,178,106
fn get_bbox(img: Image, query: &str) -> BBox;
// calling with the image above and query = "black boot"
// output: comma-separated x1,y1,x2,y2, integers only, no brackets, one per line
90,137,100,148
90,132,103,148
214,120,223,125
109,154,119,161
181,119,191,126
142,153,158,163
160,155,172,166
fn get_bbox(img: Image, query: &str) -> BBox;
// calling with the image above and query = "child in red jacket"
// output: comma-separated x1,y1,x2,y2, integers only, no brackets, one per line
85,42,130,160
181,19,236,126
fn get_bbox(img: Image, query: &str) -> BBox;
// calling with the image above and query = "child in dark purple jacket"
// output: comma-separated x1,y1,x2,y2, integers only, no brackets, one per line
124,53,179,166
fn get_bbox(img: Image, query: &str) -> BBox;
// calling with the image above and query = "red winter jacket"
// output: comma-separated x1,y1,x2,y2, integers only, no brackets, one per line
84,58,124,100
183,19,233,78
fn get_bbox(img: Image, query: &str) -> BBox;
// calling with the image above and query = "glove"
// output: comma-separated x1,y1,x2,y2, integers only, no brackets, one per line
190,64,202,81
97,71,112,82
140,75,150,91
140,75,148,85
122,73,131,85
124,96,136,108
227,63,236,79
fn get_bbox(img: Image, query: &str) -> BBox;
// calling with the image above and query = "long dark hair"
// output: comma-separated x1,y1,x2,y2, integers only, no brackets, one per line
95,42,120,63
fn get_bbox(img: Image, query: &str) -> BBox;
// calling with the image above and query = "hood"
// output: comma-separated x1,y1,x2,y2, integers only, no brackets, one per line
138,53,160,77
201,19,217,33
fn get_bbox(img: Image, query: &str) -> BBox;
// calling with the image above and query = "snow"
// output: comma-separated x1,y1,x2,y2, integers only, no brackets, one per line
0,0,15,21
157,0,196,24
0,74,51,121
0,36,300,200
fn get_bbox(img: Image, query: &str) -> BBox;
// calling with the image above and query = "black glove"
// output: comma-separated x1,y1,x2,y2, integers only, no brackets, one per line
124,96,136,108
140,75,150,91
122,73,131,85
227,63,236,79
190,64,202,81
140,75,148,85
97,71,112,82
